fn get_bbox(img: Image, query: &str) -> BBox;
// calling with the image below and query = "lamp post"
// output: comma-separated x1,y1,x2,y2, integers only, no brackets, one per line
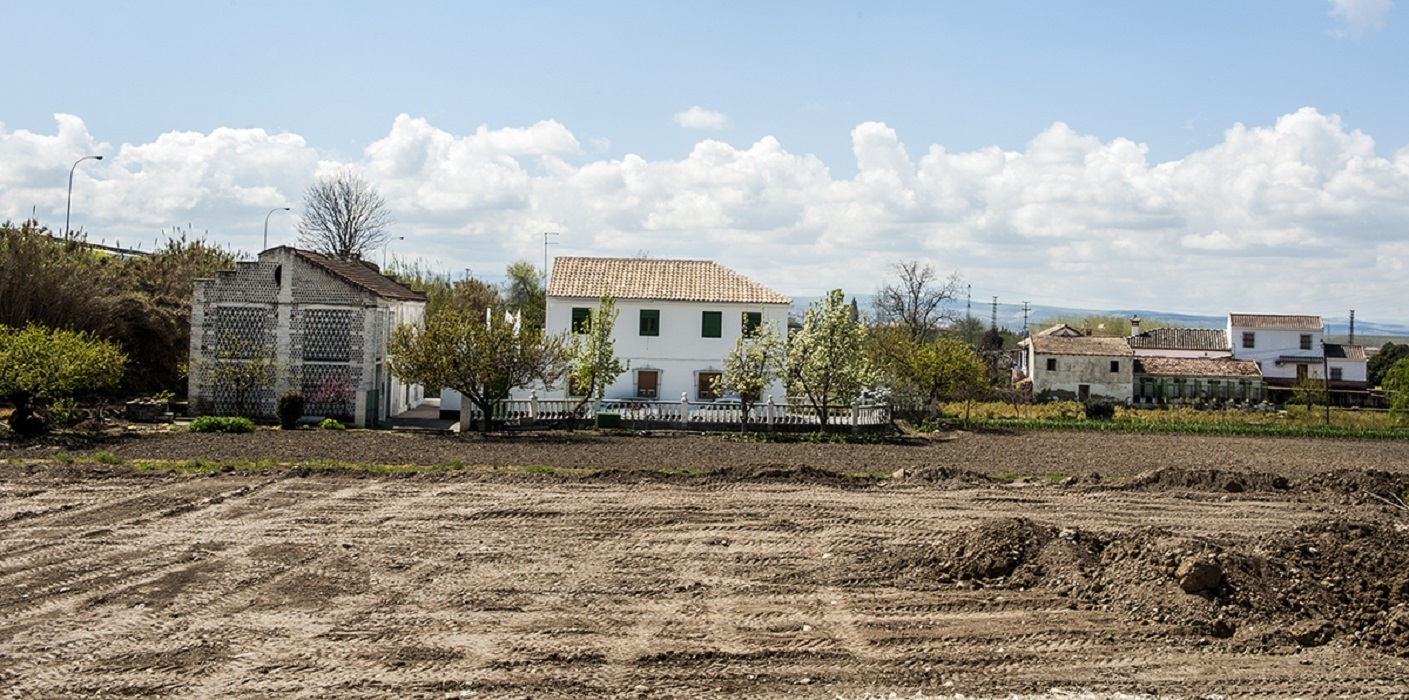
381,236,404,269
66,155,103,235
263,207,290,251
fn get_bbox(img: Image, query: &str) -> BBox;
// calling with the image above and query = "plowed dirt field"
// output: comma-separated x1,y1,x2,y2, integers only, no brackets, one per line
2,429,1408,699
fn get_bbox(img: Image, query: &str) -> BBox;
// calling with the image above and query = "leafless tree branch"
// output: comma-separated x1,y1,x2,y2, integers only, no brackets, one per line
296,169,393,260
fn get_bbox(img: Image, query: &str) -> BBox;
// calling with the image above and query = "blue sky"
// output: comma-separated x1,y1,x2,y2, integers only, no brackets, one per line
3,1,1407,325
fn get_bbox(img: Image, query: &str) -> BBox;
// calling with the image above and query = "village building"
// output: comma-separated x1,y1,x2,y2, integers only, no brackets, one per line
1018,331,1134,403
546,256,793,403
188,246,427,426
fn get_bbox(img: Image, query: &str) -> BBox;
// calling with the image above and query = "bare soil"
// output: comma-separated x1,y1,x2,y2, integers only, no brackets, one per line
2,429,1409,699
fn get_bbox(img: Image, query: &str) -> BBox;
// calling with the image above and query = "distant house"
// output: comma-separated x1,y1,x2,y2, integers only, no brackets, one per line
548,256,792,403
1018,333,1133,402
1127,323,1231,360
188,247,427,425
1228,313,1367,403
1132,356,1263,405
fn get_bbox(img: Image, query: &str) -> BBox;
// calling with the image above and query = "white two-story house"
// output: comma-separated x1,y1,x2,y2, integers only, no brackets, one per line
1227,313,1367,403
546,256,792,403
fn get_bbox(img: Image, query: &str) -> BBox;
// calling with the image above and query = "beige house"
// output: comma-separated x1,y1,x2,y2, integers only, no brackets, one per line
1019,332,1133,402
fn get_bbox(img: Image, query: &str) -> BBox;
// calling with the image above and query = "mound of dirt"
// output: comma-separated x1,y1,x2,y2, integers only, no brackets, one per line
1122,467,1291,493
889,465,995,487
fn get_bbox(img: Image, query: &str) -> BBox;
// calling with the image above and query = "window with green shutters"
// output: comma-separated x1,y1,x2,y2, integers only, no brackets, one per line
639,309,660,336
571,307,591,334
742,312,762,335
701,311,722,338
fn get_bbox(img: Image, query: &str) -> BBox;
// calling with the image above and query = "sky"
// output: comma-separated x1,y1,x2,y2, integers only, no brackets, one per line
3,0,1408,326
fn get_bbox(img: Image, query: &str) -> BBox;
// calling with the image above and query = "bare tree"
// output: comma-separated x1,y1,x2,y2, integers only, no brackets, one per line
296,170,393,260
873,261,963,341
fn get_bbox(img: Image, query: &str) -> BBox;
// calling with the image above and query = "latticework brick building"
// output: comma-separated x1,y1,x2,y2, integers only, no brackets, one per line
188,247,427,425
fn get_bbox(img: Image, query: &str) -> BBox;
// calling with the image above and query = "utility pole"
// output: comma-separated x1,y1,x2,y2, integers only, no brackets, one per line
966,284,971,321
543,232,559,275
1021,301,1031,336
990,296,998,331
1349,309,1355,345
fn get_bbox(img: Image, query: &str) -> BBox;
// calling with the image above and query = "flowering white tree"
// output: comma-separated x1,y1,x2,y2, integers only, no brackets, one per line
785,289,874,429
712,319,785,432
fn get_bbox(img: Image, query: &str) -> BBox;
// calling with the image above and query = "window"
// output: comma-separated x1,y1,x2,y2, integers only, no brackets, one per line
742,311,762,335
1242,331,1256,349
639,309,660,337
572,307,591,334
636,369,659,398
1110,360,1120,373
1045,358,1057,372
702,311,722,338
1331,367,1343,382
697,371,722,400
1300,334,1312,350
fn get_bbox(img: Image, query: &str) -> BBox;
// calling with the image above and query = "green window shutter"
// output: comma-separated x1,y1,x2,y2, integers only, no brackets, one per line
742,312,762,335
639,309,660,337
702,311,722,338
572,307,591,334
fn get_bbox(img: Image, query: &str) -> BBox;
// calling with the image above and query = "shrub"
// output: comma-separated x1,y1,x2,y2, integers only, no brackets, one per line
319,418,346,431
1083,399,1116,420
46,397,87,427
189,416,256,433
276,391,305,430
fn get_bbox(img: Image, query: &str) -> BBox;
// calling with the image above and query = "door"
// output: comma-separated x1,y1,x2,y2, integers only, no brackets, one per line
1078,384,1090,401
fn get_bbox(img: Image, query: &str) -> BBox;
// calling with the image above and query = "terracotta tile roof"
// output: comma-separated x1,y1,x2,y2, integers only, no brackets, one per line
548,257,790,305
1027,335,1133,357
295,250,428,302
1135,357,1263,378
1325,343,1367,361
1228,313,1323,331
1034,323,1084,337
1129,328,1229,351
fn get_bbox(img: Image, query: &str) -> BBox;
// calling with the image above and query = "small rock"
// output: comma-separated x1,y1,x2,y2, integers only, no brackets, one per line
1291,620,1333,647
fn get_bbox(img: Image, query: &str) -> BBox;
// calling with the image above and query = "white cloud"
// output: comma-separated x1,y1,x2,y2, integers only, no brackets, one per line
674,106,730,130
5,109,1409,323
1329,0,1393,36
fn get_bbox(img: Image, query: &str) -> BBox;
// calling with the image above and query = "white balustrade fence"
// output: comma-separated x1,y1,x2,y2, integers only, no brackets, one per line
460,393,890,431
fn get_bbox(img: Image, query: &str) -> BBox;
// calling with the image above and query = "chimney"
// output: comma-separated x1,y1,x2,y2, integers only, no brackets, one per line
1130,315,1141,337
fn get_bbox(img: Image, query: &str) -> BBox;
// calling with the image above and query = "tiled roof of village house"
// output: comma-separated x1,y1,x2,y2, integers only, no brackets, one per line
548,257,791,305
1027,335,1133,357
1135,357,1263,378
294,249,428,302
1128,328,1229,351
1325,343,1367,361
1228,313,1323,331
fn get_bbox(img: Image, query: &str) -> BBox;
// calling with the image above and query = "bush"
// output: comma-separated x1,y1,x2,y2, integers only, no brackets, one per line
1083,399,1116,420
319,418,346,431
276,391,305,430
189,416,256,433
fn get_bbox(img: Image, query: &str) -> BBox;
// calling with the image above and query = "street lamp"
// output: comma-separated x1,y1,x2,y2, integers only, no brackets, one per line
263,207,290,251
382,236,404,269
66,155,103,235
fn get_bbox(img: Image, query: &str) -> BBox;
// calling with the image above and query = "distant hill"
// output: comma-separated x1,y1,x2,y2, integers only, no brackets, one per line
790,296,1409,342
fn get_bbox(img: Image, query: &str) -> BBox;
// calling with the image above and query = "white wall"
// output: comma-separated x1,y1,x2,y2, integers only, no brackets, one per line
1228,322,1323,381
546,296,790,402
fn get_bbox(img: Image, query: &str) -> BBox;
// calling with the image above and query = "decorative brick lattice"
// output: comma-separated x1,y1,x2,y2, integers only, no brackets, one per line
302,364,355,419
303,309,354,361
208,306,272,358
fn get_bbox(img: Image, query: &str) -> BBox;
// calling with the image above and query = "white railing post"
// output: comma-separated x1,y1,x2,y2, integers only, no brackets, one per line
851,398,859,428
529,390,539,420
766,395,775,430
681,392,689,421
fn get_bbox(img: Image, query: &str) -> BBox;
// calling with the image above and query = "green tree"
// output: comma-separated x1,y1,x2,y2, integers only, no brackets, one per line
567,292,627,414
388,308,568,432
786,289,874,429
1369,342,1409,389
502,261,546,332
1385,357,1409,422
192,332,290,419
872,327,985,419
713,320,786,431
0,324,127,433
